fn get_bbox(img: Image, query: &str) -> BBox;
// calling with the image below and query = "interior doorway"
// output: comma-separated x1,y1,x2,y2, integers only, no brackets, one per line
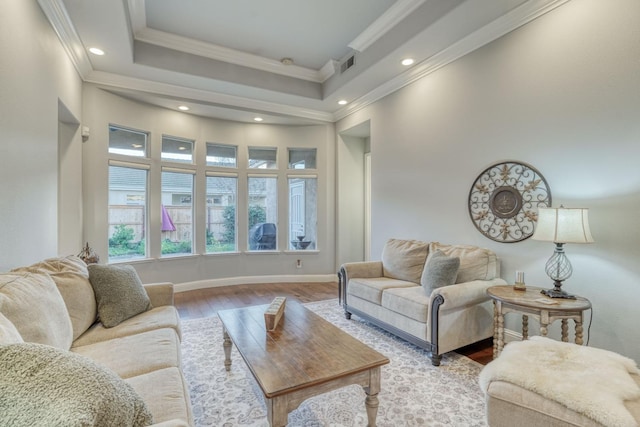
336,120,371,266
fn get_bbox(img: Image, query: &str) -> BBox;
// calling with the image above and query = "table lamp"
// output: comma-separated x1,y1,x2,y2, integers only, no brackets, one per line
531,206,594,299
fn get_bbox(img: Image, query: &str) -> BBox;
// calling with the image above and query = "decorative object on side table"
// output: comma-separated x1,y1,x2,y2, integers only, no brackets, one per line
468,161,551,243
514,271,526,291
531,206,594,299
77,242,99,265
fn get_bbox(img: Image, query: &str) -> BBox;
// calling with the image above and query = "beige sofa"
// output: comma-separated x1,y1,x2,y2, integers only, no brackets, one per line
339,239,506,366
0,256,193,426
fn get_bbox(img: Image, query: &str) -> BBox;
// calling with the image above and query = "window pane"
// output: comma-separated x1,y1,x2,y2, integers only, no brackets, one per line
206,176,237,253
109,126,147,157
108,166,147,261
288,148,317,169
289,178,317,250
206,143,237,168
161,171,193,256
248,147,277,169
162,136,194,164
248,176,278,250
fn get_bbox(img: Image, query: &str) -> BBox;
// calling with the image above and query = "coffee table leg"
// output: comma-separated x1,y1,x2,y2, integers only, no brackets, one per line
266,397,288,427
223,328,232,372
364,367,381,427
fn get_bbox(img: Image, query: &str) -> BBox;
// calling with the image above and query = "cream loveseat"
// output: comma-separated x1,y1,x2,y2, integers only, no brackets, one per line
0,255,193,426
339,239,506,366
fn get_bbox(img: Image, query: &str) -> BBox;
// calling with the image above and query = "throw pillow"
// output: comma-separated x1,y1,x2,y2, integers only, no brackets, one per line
12,255,97,340
88,264,151,328
0,272,73,350
0,312,23,345
429,242,498,283
420,250,460,294
381,238,429,283
0,342,153,427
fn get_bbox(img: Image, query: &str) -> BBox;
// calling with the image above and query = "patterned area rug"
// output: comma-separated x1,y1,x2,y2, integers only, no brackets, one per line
181,299,488,426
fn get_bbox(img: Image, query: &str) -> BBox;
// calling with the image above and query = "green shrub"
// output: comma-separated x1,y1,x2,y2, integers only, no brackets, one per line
109,224,134,248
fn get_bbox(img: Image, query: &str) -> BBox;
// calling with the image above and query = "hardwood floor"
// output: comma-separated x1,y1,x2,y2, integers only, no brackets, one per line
174,281,493,365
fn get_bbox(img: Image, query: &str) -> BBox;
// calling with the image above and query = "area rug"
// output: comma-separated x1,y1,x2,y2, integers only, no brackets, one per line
180,299,487,426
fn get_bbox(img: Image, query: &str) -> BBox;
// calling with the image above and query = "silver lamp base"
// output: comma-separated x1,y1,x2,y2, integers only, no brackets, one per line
542,243,577,299
541,286,576,299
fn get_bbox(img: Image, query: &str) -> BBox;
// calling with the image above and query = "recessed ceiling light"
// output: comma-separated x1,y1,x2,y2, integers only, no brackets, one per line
254,117,264,122
178,146,187,151
178,105,189,111
89,47,105,56
338,99,348,105
401,58,415,66
132,144,143,148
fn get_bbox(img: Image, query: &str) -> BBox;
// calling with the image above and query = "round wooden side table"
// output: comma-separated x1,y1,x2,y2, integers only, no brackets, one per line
487,285,592,359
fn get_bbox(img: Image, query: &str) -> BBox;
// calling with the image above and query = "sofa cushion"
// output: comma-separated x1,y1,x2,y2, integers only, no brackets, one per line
0,272,73,350
0,342,153,427
88,264,151,328
420,250,460,294
12,256,97,341
0,312,23,345
126,367,193,426
72,328,181,379
73,305,181,347
347,277,417,305
382,239,429,283
381,286,430,323
429,242,498,283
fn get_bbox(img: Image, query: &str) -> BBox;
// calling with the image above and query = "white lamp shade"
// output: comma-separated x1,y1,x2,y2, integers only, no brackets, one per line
532,207,594,244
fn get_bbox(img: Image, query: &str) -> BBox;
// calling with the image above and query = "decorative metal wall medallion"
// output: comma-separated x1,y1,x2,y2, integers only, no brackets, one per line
468,161,551,243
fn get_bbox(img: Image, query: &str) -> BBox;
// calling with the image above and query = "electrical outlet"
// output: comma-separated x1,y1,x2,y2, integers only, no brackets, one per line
296,259,302,269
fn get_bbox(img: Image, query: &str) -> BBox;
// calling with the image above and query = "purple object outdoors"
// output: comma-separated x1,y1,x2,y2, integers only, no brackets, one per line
161,205,176,231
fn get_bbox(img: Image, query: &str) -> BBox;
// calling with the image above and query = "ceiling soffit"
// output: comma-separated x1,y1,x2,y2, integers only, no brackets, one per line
39,0,572,123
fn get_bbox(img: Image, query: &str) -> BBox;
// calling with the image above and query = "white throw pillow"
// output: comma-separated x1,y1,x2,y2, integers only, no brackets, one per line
0,312,23,345
0,272,73,350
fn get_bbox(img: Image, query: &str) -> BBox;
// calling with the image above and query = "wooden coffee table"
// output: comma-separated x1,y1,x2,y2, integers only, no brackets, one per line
218,301,390,427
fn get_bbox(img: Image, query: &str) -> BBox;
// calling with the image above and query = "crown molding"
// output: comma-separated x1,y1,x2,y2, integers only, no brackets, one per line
335,0,572,121
37,0,92,78
348,0,426,52
85,71,335,123
127,0,146,35
319,59,339,82
135,27,325,83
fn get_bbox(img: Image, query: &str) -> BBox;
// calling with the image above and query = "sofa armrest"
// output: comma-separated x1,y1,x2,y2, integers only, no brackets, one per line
144,282,175,307
431,278,507,310
340,261,383,280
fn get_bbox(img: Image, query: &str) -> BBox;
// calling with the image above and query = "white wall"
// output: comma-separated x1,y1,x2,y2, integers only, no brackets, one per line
82,85,336,286
0,0,83,271
337,0,640,361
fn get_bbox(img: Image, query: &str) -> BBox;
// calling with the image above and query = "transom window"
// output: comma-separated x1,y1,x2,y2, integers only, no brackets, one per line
288,148,317,169
248,147,277,169
108,126,147,157
162,135,194,164
206,143,237,168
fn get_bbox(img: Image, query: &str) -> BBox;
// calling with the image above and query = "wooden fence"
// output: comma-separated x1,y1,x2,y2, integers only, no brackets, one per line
109,205,229,242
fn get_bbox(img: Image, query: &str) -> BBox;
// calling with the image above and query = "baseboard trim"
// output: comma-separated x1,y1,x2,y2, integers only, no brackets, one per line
174,274,337,293
504,328,522,343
